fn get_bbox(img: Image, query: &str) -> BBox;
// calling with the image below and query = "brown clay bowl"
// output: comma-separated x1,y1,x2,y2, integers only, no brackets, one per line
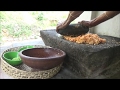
19,47,66,70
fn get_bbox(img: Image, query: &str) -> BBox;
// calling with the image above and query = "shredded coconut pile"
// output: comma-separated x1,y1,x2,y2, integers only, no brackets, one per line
63,33,106,45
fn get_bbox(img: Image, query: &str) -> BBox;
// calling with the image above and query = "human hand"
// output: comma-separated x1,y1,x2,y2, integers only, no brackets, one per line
78,20,92,28
56,20,70,32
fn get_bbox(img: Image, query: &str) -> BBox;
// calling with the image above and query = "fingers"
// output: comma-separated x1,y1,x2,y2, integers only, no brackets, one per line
56,21,68,32
56,22,64,32
78,20,83,24
57,21,63,26
78,20,91,28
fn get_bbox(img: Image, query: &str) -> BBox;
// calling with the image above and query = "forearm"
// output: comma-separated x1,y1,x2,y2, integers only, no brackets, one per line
89,11,120,27
66,11,84,24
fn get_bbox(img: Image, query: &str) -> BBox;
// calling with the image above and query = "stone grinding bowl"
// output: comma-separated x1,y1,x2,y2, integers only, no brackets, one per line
19,47,66,70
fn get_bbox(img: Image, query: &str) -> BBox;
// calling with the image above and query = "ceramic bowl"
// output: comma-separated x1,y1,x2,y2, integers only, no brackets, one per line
3,51,22,66
19,48,66,70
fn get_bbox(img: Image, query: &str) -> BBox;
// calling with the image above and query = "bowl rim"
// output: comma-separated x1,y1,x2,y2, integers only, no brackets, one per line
18,45,34,52
19,47,66,60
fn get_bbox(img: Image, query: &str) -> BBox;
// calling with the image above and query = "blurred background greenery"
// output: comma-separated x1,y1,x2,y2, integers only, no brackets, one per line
0,11,71,46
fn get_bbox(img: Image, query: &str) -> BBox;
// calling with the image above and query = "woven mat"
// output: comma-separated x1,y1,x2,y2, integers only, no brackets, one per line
1,45,62,79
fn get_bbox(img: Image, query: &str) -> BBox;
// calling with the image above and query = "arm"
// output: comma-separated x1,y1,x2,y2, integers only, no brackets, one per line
56,11,84,31
90,11,120,27
66,11,84,24
79,11,120,28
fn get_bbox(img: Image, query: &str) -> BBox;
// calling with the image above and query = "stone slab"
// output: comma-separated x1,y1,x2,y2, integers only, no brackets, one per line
40,29,120,79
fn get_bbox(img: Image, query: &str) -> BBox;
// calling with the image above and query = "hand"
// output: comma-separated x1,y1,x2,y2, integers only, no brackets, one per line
56,20,70,32
78,20,91,28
